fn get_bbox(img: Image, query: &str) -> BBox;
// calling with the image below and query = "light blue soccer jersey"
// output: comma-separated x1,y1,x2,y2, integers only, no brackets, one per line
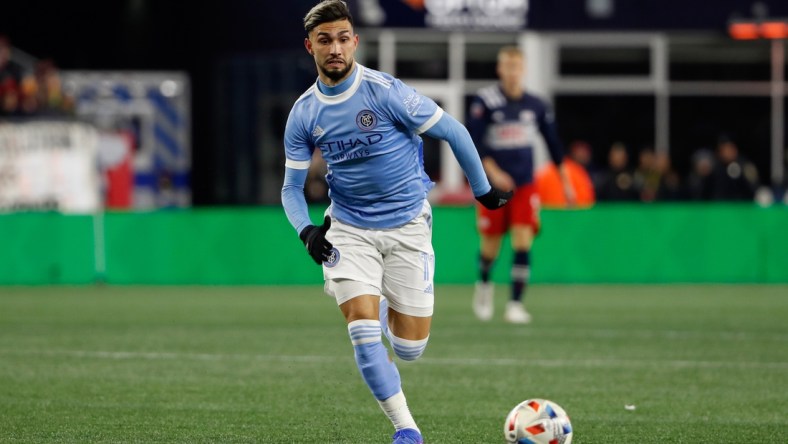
284,64,444,229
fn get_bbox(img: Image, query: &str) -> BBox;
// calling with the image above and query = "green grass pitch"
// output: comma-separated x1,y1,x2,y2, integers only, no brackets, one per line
1,285,786,443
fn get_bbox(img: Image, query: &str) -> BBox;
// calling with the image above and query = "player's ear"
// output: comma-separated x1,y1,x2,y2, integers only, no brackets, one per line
304,38,313,55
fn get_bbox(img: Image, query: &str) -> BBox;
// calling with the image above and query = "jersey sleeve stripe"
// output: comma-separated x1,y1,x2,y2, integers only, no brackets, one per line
415,107,445,135
285,158,312,169
362,76,392,89
363,71,393,86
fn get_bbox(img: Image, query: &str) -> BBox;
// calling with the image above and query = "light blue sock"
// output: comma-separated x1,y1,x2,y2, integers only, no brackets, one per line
390,334,429,362
347,319,401,400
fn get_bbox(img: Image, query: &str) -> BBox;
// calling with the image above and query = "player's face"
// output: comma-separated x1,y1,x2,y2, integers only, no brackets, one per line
497,53,525,94
305,19,358,85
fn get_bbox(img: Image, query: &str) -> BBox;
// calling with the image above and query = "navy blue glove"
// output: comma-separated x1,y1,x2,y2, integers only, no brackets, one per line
476,187,514,210
299,216,333,265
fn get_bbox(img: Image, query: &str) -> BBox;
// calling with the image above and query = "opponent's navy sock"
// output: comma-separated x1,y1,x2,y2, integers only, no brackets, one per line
512,250,530,302
479,255,494,283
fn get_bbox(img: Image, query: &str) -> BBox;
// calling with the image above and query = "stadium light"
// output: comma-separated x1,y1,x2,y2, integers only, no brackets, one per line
760,21,788,39
728,19,788,40
728,21,759,40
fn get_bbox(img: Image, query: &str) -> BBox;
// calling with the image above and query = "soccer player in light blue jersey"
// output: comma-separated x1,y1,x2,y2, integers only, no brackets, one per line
281,2,511,443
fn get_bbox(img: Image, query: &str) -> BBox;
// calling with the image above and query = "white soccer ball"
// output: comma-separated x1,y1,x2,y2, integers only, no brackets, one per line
503,398,573,444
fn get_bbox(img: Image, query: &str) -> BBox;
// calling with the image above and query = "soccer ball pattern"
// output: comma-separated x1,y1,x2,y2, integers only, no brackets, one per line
503,398,573,444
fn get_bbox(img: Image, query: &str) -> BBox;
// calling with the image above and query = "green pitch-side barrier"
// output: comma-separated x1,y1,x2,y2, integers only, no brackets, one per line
1,204,786,285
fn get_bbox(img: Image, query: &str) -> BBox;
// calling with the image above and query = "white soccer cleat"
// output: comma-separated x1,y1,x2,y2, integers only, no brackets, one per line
473,282,494,321
504,301,532,324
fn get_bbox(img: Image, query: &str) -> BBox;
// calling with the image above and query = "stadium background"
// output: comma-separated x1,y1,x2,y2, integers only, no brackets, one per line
1,0,786,285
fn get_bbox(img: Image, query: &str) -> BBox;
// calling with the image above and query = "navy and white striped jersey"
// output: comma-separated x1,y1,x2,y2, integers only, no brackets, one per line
467,85,564,186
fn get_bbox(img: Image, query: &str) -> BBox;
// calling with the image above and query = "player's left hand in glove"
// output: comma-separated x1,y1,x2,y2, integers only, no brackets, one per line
476,187,514,210
299,215,333,265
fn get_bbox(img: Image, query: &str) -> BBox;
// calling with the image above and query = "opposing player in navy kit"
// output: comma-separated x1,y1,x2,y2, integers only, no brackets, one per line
468,46,575,324
280,2,511,443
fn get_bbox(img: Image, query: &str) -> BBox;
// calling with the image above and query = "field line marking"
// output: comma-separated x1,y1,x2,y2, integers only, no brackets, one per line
2,349,787,370
437,327,788,342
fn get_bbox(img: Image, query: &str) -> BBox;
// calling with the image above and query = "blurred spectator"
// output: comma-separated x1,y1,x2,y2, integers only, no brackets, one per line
0,37,74,117
633,146,660,202
686,148,714,201
568,139,601,183
535,154,596,208
654,151,684,201
710,135,759,201
0,35,23,116
33,59,74,116
595,142,639,201
0,77,20,115
0,36,22,86
19,74,39,115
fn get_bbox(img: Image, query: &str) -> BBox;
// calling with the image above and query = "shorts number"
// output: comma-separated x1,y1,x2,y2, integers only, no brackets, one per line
419,252,435,282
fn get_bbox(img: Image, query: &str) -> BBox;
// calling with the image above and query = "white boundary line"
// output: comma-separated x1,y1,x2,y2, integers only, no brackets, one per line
437,327,788,342
2,349,787,370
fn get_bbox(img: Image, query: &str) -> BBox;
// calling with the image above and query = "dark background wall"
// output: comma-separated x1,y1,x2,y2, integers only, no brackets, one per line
2,0,786,205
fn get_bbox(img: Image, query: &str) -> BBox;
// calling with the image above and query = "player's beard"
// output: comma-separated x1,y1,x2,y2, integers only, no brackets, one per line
319,58,354,82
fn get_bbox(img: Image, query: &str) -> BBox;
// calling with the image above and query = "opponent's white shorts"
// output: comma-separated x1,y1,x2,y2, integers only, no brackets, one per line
323,201,435,317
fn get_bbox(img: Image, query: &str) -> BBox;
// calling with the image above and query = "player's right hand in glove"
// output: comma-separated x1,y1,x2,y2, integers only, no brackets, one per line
475,187,514,210
299,215,333,265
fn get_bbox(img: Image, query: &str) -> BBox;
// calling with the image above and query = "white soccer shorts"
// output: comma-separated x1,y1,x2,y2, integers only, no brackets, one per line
323,201,435,317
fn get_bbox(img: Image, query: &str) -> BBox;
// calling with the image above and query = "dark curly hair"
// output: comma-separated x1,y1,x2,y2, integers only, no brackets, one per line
303,0,354,35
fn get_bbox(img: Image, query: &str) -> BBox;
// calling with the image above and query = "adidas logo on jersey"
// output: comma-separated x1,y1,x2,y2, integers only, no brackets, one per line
423,284,433,294
312,125,325,137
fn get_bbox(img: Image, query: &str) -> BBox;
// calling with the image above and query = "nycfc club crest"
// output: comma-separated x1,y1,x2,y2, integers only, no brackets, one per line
323,248,340,268
355,110,377,131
